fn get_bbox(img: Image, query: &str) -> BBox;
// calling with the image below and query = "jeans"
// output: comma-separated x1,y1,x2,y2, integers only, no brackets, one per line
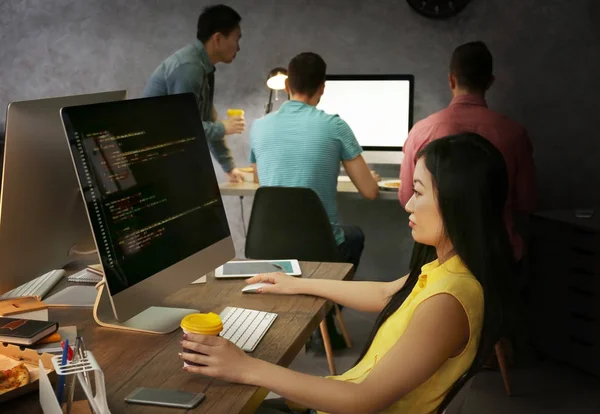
506,258,537,365
255,398,316,414
312,224,364,349
336,225,365,272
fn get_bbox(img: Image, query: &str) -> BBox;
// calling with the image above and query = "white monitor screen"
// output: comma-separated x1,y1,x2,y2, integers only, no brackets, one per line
317,76,413,149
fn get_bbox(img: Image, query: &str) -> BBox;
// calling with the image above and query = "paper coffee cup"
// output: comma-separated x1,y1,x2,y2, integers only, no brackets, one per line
227,109,244,118
181,312,223,367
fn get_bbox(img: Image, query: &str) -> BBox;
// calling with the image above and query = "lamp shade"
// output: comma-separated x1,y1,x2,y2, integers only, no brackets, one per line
266,67,288,90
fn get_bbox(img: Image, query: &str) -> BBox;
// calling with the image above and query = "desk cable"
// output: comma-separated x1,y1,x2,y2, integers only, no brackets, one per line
240,195,247,238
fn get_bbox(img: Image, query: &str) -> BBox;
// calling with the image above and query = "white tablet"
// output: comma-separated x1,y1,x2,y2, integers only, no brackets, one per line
215,259,302,279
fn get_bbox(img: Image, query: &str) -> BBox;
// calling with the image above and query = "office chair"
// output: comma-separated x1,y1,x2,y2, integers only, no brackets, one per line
438,337,512,413
0,121,4,182
494,339,512,396
245,186,343,262
438,371,475,414
245,186,352,375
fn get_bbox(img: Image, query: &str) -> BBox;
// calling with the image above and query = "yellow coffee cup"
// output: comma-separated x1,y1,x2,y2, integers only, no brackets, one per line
181,312,223,367
227,109,245,118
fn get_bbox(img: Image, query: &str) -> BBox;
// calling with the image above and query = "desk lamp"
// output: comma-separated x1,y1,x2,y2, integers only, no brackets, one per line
265,67,288,114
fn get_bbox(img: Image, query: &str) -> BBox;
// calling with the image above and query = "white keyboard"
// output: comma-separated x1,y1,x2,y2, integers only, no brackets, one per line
0,269,66,300
219,307,277,352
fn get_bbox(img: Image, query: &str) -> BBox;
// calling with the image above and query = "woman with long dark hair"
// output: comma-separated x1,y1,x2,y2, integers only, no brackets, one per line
180,133,514,414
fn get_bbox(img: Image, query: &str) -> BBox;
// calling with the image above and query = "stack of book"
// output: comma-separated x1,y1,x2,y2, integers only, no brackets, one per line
0,317,58,346
0,297,76,353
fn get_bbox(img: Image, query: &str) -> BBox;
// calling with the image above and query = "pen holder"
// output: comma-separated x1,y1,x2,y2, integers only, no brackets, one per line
46,351,110,414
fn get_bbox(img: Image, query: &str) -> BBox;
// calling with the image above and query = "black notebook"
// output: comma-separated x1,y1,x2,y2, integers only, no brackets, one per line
0,317,58,345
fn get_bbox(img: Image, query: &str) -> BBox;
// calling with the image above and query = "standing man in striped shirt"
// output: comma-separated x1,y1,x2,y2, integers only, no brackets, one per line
250,52,379,272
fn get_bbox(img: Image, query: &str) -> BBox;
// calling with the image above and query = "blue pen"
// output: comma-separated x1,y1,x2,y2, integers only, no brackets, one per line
56,339,69,402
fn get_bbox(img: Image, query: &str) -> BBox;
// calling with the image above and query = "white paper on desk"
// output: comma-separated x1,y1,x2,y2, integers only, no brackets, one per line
39,360,62,414
44,286,97,307
191,275,207,284
3,308,49,321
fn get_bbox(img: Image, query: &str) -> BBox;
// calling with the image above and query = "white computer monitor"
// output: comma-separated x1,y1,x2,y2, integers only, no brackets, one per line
0,91,127,296
61,93,235,334
317,75,414,164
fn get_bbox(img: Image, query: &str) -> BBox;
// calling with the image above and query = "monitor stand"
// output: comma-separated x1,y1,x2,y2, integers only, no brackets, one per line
93,281,198,334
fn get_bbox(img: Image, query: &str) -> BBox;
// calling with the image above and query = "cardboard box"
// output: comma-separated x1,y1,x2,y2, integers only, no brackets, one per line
0,342,56,403
0,297,49,321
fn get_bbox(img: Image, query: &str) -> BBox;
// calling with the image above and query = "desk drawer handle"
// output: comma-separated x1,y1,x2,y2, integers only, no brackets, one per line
569,335,594,347
568,286,594,297
570,312,596,323
573,228,596,236
570,267,594,277
570,246,596,256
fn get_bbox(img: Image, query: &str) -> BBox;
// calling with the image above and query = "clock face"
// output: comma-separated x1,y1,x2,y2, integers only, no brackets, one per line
407,0,471,19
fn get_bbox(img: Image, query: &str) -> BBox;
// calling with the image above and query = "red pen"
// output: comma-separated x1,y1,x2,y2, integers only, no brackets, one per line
61,341,74,361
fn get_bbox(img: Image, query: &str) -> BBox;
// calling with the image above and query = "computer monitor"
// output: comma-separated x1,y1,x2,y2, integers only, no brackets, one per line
316,74,414,164
61,93,235,334
0,91,127,296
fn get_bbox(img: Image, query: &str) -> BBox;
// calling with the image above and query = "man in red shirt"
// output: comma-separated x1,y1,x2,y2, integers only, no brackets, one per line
399,41,536,260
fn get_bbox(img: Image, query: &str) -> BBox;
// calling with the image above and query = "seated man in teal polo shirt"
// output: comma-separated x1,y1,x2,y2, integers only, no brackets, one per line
249,52,379,273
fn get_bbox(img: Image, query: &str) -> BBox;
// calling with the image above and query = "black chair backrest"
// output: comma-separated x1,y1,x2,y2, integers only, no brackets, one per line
438,323,503,413
245,186,342,262
437,362,479,413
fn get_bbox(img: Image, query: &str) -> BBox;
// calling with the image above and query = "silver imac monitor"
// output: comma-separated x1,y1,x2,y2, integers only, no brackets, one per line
60,93,235,334
316,74,414,164
0,91,127,296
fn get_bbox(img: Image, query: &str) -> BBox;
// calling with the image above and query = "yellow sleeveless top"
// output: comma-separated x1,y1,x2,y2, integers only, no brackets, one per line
318,255,484,414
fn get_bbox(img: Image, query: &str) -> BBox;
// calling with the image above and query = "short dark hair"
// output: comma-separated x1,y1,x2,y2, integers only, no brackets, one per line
450,41,493,92
287,52,327,96
196,5,241,43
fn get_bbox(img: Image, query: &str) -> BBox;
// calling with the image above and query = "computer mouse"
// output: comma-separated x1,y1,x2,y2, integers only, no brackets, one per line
241,282,273,294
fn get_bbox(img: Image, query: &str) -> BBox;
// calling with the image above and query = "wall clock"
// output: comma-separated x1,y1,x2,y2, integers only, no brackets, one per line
407,0,472,19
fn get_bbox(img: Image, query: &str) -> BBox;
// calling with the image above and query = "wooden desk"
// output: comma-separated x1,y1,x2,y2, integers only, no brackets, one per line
4,262,353,414
219,180,400,201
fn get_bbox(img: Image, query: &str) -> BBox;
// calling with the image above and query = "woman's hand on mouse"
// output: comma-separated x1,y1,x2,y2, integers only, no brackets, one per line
246,272,301,295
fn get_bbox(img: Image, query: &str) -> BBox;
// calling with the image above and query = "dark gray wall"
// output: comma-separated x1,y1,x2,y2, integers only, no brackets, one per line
1,0,598,278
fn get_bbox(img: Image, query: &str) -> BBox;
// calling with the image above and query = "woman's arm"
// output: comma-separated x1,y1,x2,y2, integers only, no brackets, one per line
247,273,408,313
181,293,470,414
296,276,407,313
